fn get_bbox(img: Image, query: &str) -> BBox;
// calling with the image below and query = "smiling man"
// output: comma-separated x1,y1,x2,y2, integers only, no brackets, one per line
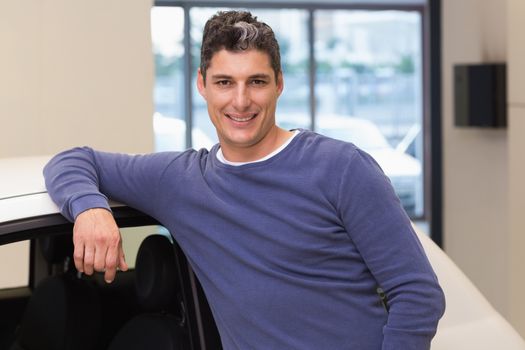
44,10,445,350
198,49,290,162
197,16,292,163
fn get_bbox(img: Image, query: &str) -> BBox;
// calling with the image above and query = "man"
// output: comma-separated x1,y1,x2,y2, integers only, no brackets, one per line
44,10,445,350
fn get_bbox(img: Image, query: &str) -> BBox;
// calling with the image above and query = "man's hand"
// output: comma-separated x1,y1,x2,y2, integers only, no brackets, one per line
73,208,128,283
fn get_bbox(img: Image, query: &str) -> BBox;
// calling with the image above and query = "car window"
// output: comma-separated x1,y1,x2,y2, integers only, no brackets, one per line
0,241,30,289
120,225,172,269
0,224,170,291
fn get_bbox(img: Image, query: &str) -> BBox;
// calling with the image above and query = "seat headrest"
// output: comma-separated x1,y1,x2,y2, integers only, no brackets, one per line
39,233,74,264
16,276,101,350
134,234,179,312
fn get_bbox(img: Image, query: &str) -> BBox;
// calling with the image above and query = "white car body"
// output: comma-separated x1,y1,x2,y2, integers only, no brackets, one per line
0,156,58,223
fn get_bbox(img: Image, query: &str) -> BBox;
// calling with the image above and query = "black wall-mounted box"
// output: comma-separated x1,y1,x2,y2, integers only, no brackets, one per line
454,63,507,128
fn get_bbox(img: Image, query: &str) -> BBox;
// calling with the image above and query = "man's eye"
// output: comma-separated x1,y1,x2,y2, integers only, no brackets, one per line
251,80,267,85
216,80,231,86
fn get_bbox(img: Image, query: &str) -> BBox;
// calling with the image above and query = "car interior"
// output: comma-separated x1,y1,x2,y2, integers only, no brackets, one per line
0,219,222,350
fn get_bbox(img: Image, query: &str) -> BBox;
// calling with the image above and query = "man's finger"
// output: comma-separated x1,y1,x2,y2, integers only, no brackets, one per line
93,243,108,272
118,246,128,272
104,245,119,283
73,240,85,273
83,245,95,275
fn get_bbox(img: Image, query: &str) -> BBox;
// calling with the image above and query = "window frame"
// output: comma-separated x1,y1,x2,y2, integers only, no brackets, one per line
152,0,442,245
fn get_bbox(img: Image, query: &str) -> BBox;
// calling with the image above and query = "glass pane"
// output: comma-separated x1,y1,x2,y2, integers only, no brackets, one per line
0,241,29,289
255,9,310,130
314,10,423,218
190,8,310,149
151,7,186,152
190,7,230,150
121,225,171,270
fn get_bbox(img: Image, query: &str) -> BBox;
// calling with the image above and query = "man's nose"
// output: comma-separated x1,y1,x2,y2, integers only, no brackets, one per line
232,85,250,110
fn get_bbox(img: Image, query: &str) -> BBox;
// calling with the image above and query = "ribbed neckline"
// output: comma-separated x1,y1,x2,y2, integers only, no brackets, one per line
210,129,306,171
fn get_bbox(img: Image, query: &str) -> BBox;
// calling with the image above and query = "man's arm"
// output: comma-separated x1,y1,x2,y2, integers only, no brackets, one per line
338,149,445,350
43,147,178,282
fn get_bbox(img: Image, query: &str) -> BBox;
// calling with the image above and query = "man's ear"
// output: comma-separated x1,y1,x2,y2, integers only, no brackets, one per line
197,68,206,99
276,71,284,96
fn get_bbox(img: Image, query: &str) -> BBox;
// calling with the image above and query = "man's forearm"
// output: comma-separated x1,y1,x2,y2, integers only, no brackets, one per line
44,147,110,222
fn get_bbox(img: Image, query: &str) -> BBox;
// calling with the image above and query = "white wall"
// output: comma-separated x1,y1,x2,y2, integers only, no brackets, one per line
442,0,508,315
507,0,525,336
0,0,155,157
0,0,154,289
443,0,525,337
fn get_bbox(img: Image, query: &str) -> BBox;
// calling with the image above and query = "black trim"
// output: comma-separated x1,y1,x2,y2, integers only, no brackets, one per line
429,0,442,247
308,9,315,131
0,207,159,245
172,240,203,349
29,238,37,289
184,5,193,149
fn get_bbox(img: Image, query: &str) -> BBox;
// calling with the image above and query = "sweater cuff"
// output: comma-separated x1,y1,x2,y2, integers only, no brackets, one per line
70,193,111,221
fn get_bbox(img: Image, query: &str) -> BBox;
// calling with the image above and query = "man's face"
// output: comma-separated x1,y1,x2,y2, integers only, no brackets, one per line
197,49,283,156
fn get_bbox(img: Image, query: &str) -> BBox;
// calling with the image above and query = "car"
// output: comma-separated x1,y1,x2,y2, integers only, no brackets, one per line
1,156,524,350
0,156,221,350
279,115,423,217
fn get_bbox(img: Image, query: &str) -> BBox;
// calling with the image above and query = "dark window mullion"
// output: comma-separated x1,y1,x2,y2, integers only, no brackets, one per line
429,0,442,246
308,9,316,132
183,6,193,149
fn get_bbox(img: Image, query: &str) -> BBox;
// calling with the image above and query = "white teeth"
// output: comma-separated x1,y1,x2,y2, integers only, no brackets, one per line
226,114,256,122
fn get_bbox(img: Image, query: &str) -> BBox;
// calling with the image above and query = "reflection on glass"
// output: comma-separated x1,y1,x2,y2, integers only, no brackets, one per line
151,7,185,151
315,10,423,217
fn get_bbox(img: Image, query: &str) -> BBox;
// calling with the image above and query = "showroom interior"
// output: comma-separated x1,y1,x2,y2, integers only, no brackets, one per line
1,0,525,345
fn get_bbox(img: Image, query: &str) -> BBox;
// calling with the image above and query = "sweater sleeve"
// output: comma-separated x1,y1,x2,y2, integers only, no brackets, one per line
43,147,178,222
337,148,445,350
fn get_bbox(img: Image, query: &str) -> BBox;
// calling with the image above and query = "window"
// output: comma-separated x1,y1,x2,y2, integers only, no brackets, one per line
121,226,172,269
151,7,187,151
314,10,423,217
0,241,29,289
151,2,428,221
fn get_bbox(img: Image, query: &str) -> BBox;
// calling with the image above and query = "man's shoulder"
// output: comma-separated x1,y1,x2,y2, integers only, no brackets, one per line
293,130,383,177
295,129,360,160
152,146,214,170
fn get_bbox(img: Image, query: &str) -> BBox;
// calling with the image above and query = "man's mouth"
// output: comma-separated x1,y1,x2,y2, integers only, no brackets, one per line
225,113,258,122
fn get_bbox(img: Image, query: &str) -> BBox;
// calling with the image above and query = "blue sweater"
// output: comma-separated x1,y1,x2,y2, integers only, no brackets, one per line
44,130,445,350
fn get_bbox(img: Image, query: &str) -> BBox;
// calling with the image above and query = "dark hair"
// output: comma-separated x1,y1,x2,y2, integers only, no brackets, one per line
200,10,281,83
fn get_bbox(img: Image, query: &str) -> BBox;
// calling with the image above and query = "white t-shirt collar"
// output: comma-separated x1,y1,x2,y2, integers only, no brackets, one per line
216,130,300,166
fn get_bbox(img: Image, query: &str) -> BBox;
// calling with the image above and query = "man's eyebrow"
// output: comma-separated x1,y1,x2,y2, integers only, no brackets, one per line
248,74,271,80
210,73,272,80
210,74,233,80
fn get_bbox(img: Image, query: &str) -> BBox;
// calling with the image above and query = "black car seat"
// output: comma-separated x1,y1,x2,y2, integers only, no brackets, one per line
107,234,188,350
10,233,101,350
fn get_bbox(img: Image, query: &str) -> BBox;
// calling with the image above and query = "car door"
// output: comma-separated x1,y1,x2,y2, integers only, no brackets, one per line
0,207,221,350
